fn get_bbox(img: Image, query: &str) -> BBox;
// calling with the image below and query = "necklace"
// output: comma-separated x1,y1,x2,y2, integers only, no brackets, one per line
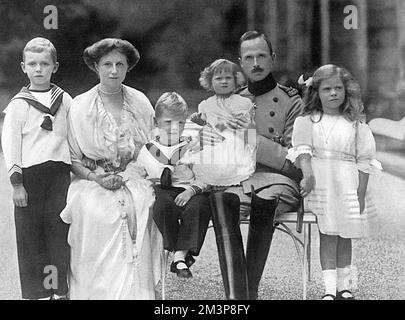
320,116,340,145
98,85,122,95
98,92,124,128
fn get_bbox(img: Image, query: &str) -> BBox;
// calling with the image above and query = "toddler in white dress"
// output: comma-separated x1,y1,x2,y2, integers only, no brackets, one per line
190,58,256,186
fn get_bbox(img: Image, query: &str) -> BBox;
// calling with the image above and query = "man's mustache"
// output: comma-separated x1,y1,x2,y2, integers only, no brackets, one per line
252,66,264,73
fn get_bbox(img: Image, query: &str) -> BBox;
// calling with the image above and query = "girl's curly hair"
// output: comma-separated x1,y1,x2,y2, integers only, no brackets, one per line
199,58,246,92
302,64,365,122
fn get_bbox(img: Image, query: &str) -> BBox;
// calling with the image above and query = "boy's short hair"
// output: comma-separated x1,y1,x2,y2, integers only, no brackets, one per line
83,38,140,73
23,37,57,63
155,92,188,119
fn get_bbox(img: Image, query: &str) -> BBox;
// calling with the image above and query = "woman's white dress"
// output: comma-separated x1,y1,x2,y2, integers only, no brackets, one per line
288,113,381,238
60,85,163,299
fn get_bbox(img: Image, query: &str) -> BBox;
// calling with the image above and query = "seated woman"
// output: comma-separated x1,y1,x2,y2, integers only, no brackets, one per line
60,38,163,300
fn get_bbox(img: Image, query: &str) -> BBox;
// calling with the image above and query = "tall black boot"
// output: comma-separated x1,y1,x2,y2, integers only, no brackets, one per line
246,188,279,300
209,192,248,300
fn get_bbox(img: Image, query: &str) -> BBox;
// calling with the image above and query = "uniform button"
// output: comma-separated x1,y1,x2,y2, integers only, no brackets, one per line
273,97,278,102
268,127,274,133
269,111,275,117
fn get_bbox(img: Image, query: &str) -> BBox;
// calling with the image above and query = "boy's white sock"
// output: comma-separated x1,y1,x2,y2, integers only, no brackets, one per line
322,269,337,296
337,267,351,292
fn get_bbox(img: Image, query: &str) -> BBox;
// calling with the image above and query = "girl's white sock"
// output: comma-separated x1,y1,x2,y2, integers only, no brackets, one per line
322,269,337,296
337,266,351,292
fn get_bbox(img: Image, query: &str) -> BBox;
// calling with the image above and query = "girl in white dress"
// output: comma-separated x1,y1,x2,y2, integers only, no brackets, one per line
190,59,256,186
288,65,381,300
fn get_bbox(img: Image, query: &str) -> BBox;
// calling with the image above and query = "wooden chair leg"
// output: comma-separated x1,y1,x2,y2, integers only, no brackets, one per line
307,224,312,282
302,223,310,300
161,250,169,300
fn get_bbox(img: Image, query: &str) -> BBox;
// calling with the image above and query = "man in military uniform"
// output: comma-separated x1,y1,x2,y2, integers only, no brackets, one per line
209,31,303,300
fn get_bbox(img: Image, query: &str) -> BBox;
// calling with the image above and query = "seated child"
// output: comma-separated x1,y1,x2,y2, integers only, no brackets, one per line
190,58,256,186
135,92,211,278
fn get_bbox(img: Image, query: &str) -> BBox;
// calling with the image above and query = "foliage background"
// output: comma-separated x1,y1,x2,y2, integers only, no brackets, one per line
0,0,247,110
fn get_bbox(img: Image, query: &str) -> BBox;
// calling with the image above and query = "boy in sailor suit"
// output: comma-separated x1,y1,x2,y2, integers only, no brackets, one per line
1,38,72,300
135,92,211,279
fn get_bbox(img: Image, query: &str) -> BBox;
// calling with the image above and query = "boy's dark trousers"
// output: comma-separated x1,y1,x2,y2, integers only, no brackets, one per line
153,185,211,256
14,161,71,299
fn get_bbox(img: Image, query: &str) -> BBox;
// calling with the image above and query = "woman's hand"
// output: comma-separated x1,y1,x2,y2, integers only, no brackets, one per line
300,174,315,198
174,189,195,207
118,151,133,172
13,184,28,207
82,156,97,171
94,173,125,190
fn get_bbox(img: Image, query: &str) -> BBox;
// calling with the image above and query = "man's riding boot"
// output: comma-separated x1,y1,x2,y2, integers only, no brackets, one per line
209,192,248,300
246,188,279,300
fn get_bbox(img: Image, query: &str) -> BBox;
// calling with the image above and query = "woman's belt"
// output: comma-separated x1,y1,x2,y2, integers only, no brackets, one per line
96,159,121,172
313,149,356,162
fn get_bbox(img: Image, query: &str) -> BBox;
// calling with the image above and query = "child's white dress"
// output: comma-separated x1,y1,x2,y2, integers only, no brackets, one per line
287,113,381,238
191,94,256,186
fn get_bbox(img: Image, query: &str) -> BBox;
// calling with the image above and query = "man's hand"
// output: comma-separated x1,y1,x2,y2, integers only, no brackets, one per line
174,189,195,207
300,174,315,197
226,115,250,130
188,126,224,153
13,184,28,207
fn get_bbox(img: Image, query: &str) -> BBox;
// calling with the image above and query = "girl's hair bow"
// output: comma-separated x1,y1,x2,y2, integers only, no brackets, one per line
298,75,313,87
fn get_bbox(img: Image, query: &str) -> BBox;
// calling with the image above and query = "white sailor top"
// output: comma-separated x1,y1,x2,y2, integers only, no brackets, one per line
1,84,72,185
135,138,207,194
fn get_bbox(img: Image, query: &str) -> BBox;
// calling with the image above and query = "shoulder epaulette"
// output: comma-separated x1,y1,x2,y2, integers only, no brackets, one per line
279,85,299,97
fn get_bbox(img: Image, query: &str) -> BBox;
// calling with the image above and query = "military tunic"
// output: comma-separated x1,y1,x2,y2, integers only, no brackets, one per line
227,84,304,213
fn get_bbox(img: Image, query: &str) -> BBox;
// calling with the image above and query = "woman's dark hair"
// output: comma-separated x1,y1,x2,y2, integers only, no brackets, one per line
83,38,140,73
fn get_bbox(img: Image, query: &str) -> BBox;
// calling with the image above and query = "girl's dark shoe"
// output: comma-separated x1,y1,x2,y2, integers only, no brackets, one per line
336,290,355,300
170,260,193,278
321,294,336,300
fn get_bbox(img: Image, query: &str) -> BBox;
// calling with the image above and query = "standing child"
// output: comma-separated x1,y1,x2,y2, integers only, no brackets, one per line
190,58,256,187
136,92,211,278
1,38,72,300
288,64,381,300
